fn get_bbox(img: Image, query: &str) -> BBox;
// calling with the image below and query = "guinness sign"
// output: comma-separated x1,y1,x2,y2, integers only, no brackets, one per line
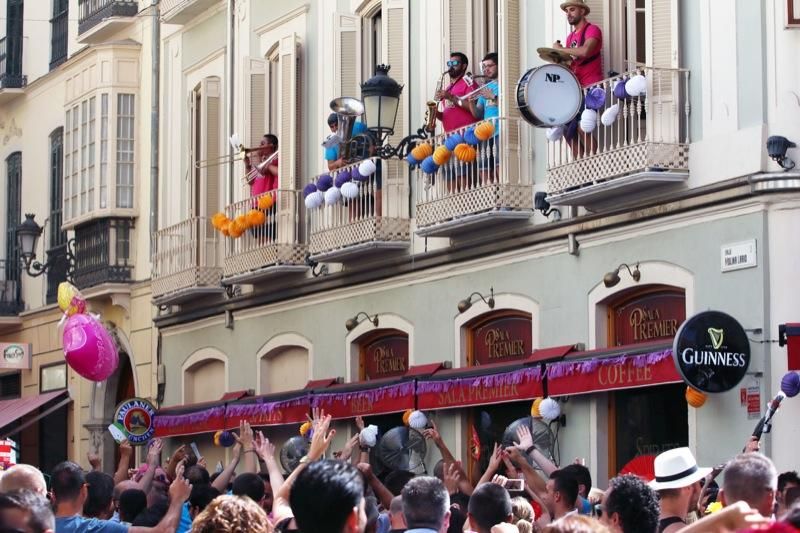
673,311,750,393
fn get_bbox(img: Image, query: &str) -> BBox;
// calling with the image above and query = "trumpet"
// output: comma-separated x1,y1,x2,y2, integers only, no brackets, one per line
424,70,450,133
242,151,279,185
457,76,497,103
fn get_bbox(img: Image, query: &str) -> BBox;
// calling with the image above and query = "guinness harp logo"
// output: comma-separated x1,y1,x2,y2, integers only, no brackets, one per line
708,328,725,350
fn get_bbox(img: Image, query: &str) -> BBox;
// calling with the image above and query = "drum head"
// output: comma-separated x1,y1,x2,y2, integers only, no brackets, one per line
516,64,583,127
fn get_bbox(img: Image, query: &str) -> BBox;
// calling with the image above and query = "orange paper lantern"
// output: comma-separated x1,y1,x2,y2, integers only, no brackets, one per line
474,121,495,141
411,143,434,161
685,387,707,408
246,209,266,227
257,194,275,211
211,212,227,229
220,220,231,237
234,214,249,230
454,143,477,163
402,409,413,426
229,220,246,238
433,146,451,166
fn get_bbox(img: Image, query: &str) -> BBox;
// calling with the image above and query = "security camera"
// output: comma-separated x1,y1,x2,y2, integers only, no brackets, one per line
766,136,796,171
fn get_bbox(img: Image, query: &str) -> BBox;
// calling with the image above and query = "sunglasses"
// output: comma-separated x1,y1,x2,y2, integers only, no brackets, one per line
447,60,461,67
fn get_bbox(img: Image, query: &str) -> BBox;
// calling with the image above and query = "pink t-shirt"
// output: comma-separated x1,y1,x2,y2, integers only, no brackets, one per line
442,76,477,132
249,158,279,197
566,23,604,87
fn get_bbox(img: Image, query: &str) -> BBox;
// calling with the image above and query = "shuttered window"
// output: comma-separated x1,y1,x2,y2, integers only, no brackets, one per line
445,0,498,75
192,78,221,218
336,14,360,98
382,0,407,146
244,58,267,150
277,34,300,190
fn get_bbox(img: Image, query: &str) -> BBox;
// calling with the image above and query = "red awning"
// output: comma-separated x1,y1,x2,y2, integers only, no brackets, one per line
304,378,341,389
311,379,415,420
0,390,72,438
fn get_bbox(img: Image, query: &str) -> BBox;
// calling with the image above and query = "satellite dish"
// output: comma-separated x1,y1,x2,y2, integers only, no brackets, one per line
501,416,557,469
279,436,309,474
374,427,427,474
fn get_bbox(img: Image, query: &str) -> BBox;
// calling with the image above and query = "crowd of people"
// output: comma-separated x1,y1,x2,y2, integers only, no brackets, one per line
0,407,798,533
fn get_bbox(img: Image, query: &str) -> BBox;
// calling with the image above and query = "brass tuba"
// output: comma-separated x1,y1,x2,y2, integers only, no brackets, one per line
424,70,450,133
329,97,366,161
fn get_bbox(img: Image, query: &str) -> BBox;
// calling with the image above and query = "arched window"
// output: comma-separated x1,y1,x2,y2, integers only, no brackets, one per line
260,345,309,394
606,286,685,347
466,310,532,367
357,329,409,381
184,358,226,404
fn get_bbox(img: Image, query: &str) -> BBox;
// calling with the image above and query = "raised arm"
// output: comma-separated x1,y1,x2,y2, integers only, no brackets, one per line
515,425,557,476
164,444,187,481
255,431,285,496
357,462,394,510
237,420,258,474
476,443,504,488
113,440,134,485
211,441,242,493
136,439,163,494
505,446,547,497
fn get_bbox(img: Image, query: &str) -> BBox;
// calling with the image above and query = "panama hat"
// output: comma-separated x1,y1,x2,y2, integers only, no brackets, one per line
560,0,591,14
648,447,712,491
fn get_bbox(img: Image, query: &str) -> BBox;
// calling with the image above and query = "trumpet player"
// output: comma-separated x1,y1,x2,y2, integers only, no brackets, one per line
244,133,279,198
434,52,477,133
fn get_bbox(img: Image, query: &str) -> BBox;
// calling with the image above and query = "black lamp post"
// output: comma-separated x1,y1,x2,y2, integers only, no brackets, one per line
359,64,429,160
16,213,75,283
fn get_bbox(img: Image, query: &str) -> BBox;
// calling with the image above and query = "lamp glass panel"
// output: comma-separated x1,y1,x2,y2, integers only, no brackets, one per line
18,232,37,257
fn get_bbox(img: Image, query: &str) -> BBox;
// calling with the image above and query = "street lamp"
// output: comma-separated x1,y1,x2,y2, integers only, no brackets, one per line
16,213,75,282
359,64,429,159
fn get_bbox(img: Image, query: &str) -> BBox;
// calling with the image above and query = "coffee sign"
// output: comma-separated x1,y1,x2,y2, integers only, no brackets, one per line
673,311,750,393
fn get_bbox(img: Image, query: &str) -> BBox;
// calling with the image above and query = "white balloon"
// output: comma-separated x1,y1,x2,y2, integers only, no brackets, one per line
539,397,561,422
601,103,620,126
358,159,377,176
304,190,324,209
408,410,428,429
324,186,342,206
360,425,379,447
580,108,597,122
341,181,360,199
546,127,564,142
580,117,597,133
625,74,647,97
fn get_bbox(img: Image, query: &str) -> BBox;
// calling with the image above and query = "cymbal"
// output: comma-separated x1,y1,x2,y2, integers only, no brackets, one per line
537,47,573,65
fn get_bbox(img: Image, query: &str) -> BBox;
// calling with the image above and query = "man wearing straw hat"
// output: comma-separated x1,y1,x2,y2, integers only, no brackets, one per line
649,448,711,533
553,0,604,88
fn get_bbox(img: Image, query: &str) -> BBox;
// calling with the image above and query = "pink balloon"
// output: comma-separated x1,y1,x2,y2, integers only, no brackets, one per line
62,314,119,382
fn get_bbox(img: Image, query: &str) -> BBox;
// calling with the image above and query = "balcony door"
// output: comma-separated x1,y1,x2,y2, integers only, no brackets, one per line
5,153,22,290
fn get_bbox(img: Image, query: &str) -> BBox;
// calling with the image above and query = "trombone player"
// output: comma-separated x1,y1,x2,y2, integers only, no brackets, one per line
244,134,279,198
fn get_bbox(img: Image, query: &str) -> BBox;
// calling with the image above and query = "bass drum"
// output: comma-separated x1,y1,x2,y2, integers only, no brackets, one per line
516,64,584,128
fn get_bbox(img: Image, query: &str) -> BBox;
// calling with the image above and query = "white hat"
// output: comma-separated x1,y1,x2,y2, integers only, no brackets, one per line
648,447,712,490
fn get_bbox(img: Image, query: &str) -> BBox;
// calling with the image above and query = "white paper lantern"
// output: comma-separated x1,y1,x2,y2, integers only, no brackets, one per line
360,424,379,447
625,75,647,97
304,190,324,209
546,127,564,142
408,410,428,429
358,159,377,177
601,103,620,126
341,181,360,199
579,109,598,133
324,186,342,206
539,397,561,422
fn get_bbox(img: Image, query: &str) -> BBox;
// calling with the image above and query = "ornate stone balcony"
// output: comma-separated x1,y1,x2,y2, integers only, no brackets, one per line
546,66,691,211
413,117,533,238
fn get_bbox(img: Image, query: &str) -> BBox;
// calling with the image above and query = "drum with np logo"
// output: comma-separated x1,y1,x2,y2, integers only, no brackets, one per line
516,64,583,127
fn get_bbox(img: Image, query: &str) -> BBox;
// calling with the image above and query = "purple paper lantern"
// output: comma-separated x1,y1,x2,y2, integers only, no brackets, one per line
302,183,318,198
585,87,607,110
316,174,334,191
406,152,420,166
334,171,352,188
420,156,439,175
781,371,800,398
445,133,464,152
613,79,629,100
463,127,480,146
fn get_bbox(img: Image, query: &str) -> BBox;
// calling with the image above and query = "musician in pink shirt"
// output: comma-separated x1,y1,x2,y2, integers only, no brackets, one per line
244,134,279,197
435,52,477,133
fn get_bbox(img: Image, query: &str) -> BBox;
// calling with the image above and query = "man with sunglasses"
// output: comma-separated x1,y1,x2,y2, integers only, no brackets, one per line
434,52,477,134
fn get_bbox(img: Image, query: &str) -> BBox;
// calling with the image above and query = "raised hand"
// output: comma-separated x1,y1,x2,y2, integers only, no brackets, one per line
443,462,461,494
491,474,509,487
169,474,192,504
744,436,760,453
308,412,335,461
239,420,254,450
255,431,276,464
423,419,442,443
356,462,374,480
515,425,534,451
488,443,503,472
147,438,163,464
119,439,133,457
355,416,365,432
87,451,101,471
175,459,186,481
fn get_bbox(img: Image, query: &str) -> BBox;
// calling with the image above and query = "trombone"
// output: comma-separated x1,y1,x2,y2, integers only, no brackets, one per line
194,133,265,169
242,151,279,185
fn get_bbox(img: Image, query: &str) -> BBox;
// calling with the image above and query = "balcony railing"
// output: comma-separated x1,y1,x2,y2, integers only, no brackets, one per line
45,244,70,304
50,6,69,70
78,0,138,36
222,189,308,284
152,217,223,305
306,158,411,262
72,218,134,289
546,66,691,208
414,117,533,237
0,37,26,90
0,260,23,316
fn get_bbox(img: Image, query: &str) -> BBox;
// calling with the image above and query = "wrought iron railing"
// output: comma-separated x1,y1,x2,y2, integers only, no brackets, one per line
222,189,307,280
306,158,411,258
152,217,222,300
72,218,134,289
546,65,691,195
78,0,138,35
45,244,70,304
0,37,26,89
412,117,531,230
0,259,23,316
49,5,69,70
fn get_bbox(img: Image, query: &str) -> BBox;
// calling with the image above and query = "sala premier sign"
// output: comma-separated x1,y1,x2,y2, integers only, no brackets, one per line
672,310,750,393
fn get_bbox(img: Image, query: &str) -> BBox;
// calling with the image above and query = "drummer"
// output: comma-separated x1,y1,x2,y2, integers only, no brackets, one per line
553,0,603,88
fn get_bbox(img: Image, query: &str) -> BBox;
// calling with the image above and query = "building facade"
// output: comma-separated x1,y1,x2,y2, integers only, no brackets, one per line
0,0,160,472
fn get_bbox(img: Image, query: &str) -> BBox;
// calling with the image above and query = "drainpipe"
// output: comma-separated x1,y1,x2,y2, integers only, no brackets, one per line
150,0,160,247
227,0,235,202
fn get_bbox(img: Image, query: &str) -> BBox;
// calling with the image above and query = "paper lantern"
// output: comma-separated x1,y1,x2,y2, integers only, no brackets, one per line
613,79,629,100
359,159,377,177
352,168,370,182
220,220,231,237
402,409,413,426
218,431,236,448
57,282,86,317
531,397,543,417
781,372,800,398
625,75,647,97
463,127,480,146
601,103,620,126
234,214,249,230
229,220,246,238
211,212,227,229
685,387,707,408
579,109,598,133
299,421,312,437
302,183,318,198
341,181,360,199
406,152,420,166
246,209,266,227
304,190,324,209
257,194,274,210
454,143,477,163
474,121,496,141
62,313,119,382
360,425,379,447
445,133,465,152
408,411,428,429
334,171,351,188
411,143,434,161
324,187,342,206
433,146,451,166
213,430,222,446
546,127,564,142
539,398,561,422
585,87,607,110
316,174,334,192
420,156,440,175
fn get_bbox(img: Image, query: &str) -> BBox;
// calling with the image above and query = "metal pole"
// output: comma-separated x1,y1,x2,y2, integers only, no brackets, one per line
150,0,161,251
